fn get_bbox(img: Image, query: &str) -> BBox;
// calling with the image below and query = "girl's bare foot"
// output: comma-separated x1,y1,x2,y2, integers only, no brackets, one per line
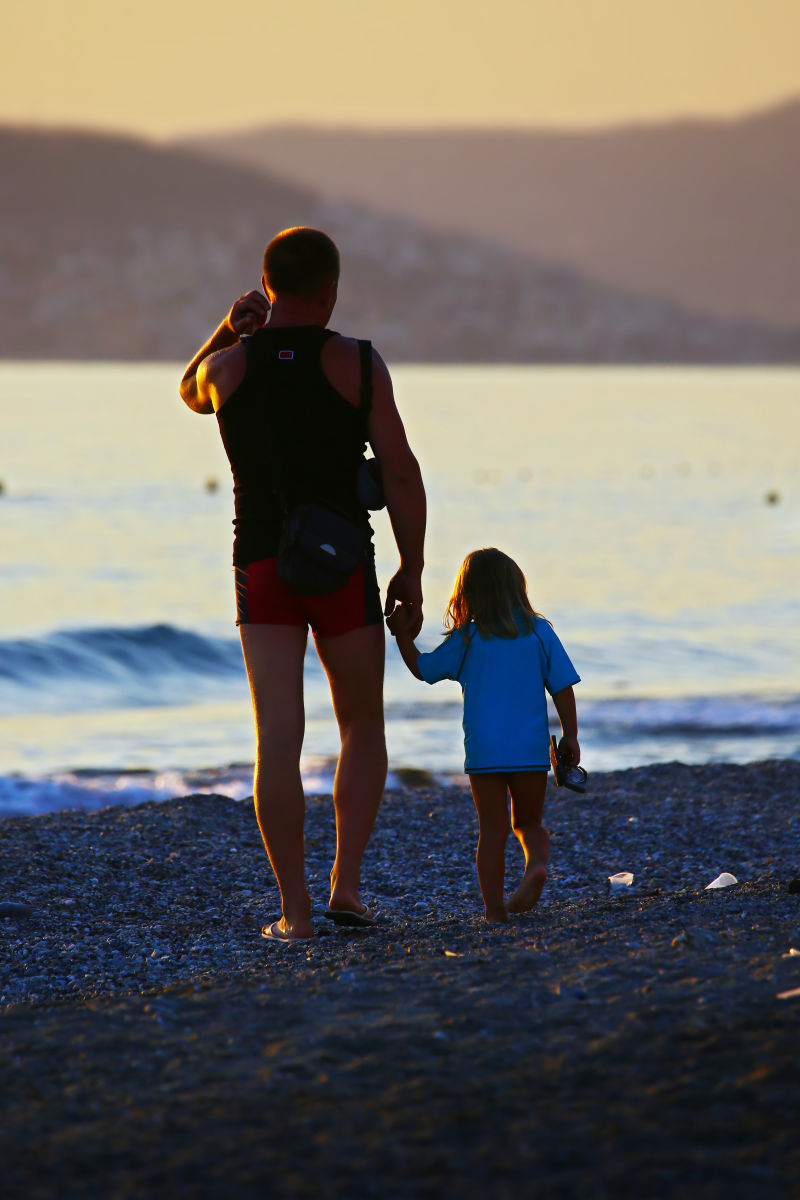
507,865,547,913
484,906,509,924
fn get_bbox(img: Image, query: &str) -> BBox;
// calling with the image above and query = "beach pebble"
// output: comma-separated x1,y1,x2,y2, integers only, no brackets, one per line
787,878,800,894
1,763,800,1010
0,900,33,919
705,872,738,890
673,928,719,948
608,872,634,889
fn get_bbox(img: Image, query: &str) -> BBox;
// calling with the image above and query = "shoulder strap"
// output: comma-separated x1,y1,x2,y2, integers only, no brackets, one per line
358,340,373,417
455,626,477,682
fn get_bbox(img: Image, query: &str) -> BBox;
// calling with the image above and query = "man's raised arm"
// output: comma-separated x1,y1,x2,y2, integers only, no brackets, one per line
179,290,270,414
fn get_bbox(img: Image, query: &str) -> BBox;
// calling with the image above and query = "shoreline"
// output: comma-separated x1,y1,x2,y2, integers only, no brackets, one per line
2,760,799,1197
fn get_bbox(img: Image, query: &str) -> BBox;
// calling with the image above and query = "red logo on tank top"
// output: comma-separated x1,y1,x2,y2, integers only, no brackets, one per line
278,350,294,360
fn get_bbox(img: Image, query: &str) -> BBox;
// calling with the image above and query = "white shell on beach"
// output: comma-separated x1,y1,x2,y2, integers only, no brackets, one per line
705,872,738,889
608,872,634,888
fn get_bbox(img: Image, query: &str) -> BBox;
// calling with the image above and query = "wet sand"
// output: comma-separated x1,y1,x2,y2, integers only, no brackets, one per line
2,761,799,1198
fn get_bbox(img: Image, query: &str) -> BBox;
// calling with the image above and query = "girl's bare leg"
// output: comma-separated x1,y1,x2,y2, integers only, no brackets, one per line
507,771,549,913
468,773,511,923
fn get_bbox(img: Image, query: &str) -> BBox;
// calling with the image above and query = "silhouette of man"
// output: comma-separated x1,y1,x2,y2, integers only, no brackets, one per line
180,227,426,939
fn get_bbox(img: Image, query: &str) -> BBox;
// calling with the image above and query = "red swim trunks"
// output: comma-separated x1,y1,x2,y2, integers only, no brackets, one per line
235,557,383,638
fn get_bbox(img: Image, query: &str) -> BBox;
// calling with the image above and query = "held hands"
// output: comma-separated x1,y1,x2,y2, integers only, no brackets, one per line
384,570,423,638
225,290,271,339
386,598,425,680
386,604,417,638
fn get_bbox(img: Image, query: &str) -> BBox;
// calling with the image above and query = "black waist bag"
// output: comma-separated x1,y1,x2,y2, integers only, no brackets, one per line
278,503,367,595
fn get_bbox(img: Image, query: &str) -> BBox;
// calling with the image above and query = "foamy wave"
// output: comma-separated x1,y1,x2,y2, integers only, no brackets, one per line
0,756,455,819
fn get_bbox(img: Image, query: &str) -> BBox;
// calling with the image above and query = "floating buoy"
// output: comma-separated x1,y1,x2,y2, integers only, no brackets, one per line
205,478,219,493
764,490,781,505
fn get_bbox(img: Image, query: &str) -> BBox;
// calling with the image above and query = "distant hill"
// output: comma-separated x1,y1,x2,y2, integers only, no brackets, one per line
185,100,800,328
0,127,318,359
1,124,799,363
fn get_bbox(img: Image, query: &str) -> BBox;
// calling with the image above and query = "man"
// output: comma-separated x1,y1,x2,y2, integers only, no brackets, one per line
179,227,426,941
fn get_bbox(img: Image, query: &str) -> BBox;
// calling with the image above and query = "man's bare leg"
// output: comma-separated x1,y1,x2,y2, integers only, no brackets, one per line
507,771,549,913
316,622,387,915
240,624,314,939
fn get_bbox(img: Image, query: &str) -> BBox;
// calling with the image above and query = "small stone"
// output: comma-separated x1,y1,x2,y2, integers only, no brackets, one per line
705,872,738,889
608,872,634,889
0,901,33,919
686,928,718,947
787,878,800,895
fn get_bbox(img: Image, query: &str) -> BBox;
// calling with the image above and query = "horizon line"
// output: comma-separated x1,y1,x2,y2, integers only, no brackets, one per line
2,93,799,145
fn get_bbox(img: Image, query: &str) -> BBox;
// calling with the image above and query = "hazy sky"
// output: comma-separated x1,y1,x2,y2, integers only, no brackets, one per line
4,0,799,136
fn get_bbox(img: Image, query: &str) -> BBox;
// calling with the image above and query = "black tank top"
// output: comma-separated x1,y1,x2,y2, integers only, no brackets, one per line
216,325,371,566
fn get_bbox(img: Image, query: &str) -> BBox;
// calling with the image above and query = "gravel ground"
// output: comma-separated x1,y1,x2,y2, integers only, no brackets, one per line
1,760,799,1199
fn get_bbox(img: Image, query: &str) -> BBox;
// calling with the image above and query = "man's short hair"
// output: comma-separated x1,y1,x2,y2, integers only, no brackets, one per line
263,228,340,298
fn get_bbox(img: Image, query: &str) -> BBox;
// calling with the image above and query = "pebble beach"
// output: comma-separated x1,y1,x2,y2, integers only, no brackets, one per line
2,760,799,1198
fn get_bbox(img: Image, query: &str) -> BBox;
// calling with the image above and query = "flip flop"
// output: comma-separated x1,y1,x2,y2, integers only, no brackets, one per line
323,906,377,928
549,735,588,794
261,921,314,944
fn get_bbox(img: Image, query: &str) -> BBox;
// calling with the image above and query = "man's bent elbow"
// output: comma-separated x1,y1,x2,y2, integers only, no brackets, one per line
179,378,213,415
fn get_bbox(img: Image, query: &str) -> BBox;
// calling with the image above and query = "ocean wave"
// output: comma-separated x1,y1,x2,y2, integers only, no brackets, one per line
581,694,800,737
0,624,244,715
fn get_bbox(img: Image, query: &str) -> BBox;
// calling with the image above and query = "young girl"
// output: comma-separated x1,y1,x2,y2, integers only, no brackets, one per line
387,548,582,924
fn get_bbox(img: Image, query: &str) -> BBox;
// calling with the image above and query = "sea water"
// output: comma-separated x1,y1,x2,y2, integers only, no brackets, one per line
1,362,798,816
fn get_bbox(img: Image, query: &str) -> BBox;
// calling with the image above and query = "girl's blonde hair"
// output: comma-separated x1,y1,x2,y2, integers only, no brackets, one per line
444,548,543,640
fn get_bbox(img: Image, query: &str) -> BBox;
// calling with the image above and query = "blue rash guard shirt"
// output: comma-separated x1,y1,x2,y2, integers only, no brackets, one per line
416,616,580,774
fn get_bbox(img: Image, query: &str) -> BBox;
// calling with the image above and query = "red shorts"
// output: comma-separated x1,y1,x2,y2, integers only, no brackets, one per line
235,557,383,638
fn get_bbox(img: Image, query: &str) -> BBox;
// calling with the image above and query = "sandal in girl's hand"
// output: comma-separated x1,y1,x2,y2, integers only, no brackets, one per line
550,735,588,793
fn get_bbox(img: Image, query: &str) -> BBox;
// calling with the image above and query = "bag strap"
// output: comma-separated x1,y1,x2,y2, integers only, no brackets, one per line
455,626,477,682
358,340,373,419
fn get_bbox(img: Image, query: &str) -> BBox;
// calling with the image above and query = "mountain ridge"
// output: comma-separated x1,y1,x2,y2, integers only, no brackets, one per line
183,98,800,328
1,122,798,363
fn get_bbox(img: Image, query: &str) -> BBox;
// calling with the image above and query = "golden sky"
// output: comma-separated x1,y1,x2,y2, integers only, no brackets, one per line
3,0,799,136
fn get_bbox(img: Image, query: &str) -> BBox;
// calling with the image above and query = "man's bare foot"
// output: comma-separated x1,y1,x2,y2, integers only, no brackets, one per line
328,888,366,917
261,917,315,942
484,906,509,924
507,865,547,913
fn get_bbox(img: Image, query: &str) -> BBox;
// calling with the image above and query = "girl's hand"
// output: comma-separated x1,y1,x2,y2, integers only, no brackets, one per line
558,735,581,767
386,604,415,637
384,570,423,637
